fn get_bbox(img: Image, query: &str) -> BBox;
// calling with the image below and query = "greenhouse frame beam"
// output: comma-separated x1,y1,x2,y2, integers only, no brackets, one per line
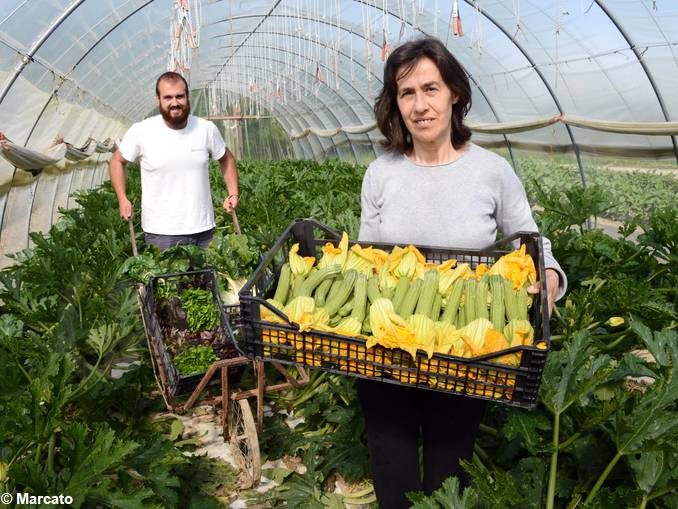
22,1,153,147
455,0,586,186
210,19,506,163
212,67,330,159
0,0,86,105
211,0,283,83
347,1,517,169
219,53,360,162
593,0,678,164
215,62,349,161
210,39,377,159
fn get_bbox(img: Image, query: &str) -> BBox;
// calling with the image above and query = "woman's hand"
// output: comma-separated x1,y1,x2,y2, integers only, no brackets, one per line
527,268,559,317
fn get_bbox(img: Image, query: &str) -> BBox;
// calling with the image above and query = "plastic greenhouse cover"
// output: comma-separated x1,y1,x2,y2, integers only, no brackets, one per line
0,0,677,265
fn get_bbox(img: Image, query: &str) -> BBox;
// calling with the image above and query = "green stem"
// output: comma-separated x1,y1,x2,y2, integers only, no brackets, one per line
479,423,498,436
559,431,581,451
546,411,560,509
638,494,648,509
47,432,56,474
600,333,628,351
584,451,623,506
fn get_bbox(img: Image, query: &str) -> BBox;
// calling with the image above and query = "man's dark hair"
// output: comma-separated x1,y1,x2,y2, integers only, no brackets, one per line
374,36,472,153
155,71,189,97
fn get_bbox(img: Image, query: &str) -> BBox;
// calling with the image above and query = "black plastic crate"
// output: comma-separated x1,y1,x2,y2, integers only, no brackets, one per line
140,268,244,398
238,219,550,408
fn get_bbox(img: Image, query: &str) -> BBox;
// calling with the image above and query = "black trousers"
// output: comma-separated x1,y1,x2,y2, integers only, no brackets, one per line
356,379,486,509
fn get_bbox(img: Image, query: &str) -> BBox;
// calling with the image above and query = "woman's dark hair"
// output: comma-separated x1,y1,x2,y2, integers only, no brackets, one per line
374,36,472,153
155,71,189,97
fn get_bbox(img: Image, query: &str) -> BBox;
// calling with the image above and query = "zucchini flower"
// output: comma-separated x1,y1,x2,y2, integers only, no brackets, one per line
289,243,315,278
317,232,349,270
487,244,536,290
504,319,534,347
283,296,316,331
260,298,285,323
388,245,425,279
434,321,464,356
407,314,437,359
345,244,378,275
475,263,489,279
378,262,398,295
367,298,417,354
439,262,474,297
459,317,495,357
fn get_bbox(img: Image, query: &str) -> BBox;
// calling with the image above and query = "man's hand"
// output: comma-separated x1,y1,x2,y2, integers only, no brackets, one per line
118,197,133,220
223,194,238,212
527,268,559,316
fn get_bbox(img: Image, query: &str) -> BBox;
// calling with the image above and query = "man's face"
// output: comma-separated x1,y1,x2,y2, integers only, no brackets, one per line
157,78,190,128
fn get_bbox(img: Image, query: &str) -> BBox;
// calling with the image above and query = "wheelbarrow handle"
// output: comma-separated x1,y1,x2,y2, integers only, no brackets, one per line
128,216,138,257
231,209,242,236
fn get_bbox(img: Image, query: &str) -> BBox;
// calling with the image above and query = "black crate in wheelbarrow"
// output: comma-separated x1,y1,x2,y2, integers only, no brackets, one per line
139,268,244,398
237,219,551,409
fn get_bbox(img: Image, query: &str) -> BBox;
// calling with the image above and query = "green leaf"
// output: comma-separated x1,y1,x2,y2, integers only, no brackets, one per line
628,451,664,494
540,330,614,416
629,320,676,367
408,476,479,508
502,411,552,455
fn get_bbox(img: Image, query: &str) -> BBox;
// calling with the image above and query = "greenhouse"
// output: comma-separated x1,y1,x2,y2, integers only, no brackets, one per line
0,0,676,508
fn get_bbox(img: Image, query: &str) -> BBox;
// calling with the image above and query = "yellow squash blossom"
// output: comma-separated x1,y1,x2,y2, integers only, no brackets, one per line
504,319,534,347
367,298,417,354
475,263,490,279
289,243,315,278
459,318,495,357
606,316,625,327
388,245,426,279
439,262,474,296
260,298,285,323
283,296,316,331
434,321,465,356
407,314,437,359
345,244,378,275
317,232,349,270
487,244,536,290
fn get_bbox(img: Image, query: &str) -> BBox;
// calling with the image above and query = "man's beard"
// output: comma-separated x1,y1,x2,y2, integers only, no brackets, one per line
160,100,190,127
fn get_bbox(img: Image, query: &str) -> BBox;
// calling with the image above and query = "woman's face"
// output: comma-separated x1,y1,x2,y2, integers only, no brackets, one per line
395,57,457,149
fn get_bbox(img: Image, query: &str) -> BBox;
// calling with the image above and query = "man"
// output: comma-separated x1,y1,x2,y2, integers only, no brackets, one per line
109,71,238,250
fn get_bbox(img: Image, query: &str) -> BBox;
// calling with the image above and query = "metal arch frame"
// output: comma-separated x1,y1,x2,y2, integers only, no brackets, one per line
0,0,87,105
206,39,376,160
211,67,328,159
450,1,587,183
213,53,359,163
213,63,344,161
594,0,678,164
0,0,88,249
209,0,284,83
220,79,316,160
22,0,153,146
213,35,375,122
338,2,518,169
208,12,512,164
16,1,156,245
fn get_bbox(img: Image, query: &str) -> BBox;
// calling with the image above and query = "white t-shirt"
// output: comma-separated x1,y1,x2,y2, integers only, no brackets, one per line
119,114,227,235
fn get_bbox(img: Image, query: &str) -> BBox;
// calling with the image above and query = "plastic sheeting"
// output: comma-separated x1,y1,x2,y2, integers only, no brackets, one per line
0,1,677,265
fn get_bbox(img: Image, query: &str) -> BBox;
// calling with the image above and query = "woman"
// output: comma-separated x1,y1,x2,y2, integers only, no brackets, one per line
357,37,566,508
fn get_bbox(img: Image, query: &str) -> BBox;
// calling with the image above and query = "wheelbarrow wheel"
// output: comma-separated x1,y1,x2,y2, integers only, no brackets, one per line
228,398,261,488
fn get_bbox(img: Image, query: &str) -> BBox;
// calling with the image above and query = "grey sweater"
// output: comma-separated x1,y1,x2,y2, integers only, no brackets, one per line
358,143,567,300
